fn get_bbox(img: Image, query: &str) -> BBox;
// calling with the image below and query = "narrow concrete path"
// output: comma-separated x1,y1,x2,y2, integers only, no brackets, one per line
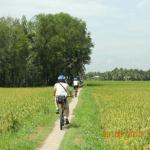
38,89,81,150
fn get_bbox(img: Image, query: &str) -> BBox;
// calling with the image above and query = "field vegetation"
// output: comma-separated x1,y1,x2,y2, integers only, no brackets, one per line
60,81,150,150
0,87,56,150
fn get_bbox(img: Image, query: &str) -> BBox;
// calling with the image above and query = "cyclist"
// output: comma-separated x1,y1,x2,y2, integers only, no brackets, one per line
54,75,72,124
73,77,79,96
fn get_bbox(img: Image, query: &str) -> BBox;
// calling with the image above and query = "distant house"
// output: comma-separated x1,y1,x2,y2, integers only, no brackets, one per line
91,76,100,80
123,76,131,81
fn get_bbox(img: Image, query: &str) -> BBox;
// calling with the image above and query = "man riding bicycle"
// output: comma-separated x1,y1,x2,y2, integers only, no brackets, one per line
54,75,72,124
73,77,80,88
73,77,80,96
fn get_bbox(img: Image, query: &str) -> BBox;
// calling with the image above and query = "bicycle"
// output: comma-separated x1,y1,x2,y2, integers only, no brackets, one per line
74,86,78,97
57,95,70,130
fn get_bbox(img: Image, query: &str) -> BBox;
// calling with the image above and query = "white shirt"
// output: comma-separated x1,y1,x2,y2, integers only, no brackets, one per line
73,80,79,86
54,82,68,96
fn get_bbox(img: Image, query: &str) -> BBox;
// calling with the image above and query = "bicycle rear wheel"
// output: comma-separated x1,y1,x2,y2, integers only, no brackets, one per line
75,88,78,97
60,109,64,130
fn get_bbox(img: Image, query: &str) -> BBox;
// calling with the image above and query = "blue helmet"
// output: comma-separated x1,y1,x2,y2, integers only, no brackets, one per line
58,75,65,81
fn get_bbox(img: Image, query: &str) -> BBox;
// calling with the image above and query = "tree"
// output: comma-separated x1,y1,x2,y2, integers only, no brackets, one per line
86,68,150,81
0,13,93,86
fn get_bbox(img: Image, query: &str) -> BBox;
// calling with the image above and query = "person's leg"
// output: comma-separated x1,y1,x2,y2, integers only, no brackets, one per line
74,86,78,97
64,100,69,124
55,97,59,113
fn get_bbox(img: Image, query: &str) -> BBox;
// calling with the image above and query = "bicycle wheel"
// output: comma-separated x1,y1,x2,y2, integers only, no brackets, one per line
75,87,78,97
60,108,64,130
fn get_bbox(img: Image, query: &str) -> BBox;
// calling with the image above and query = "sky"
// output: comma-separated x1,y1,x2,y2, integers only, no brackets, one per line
0,0,150,72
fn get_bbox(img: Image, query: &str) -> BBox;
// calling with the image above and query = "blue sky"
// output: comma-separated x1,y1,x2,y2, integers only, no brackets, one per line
0,0,150,72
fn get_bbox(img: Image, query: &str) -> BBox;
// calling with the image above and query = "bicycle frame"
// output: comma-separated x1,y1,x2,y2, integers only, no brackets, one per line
74,86,78,97
57,95,71,130
58,102,65,130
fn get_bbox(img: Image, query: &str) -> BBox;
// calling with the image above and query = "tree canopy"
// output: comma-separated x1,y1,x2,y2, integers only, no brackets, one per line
86,68,150,81
0,13,93,86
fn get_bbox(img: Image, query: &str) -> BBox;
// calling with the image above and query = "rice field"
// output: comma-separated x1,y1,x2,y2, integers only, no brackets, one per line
0,87,56,150
0,81,150,150
60,81,150,150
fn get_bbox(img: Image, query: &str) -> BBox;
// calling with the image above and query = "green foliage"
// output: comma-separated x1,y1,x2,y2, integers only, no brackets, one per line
86,68,150,81
0,13,93,86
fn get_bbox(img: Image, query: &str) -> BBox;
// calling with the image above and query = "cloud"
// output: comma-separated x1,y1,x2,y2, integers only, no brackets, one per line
0,0,120,19
136,0,150,8
128,22,150,33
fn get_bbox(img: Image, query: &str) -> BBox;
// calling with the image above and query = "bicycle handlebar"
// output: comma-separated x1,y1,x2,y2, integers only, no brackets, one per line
54,95,73,98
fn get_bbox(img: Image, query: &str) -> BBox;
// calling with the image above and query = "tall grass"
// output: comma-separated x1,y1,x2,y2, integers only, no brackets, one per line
0,87,56,150
60,81,150,150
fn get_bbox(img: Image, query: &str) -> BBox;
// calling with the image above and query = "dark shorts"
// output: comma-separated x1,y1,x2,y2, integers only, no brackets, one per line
56,96,69,109
74,86,79,90
56,95,67,104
